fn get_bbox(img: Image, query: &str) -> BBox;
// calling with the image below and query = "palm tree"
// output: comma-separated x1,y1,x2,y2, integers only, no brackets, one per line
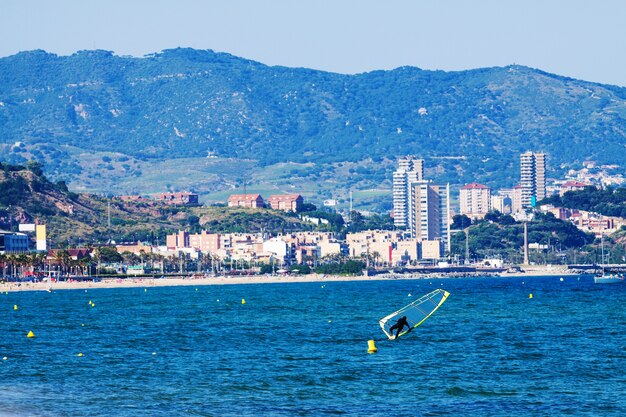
16,253,29,277
371,251,381,269
54,250,71,276
0,253,6,279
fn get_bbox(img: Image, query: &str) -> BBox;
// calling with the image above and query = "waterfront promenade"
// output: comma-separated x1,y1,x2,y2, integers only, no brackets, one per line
0,264,578,293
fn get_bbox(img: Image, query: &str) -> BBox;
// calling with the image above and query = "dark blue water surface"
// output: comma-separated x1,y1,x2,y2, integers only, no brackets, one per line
1,275,625,416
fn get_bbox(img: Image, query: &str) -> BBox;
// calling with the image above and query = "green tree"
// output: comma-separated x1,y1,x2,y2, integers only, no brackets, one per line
451,214,472,229
95,246,123,263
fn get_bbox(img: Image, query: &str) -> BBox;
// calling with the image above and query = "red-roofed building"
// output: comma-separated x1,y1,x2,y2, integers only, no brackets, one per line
267,194,303,212
459,183,491,218
47,248,92,264
228,194,264,208
560,181,590,196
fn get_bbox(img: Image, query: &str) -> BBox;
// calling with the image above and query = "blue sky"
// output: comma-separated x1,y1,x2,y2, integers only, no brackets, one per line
1,0,625,86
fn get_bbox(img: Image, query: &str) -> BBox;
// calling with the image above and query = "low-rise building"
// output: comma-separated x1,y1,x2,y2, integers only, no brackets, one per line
391,240,419,266
0,230,29,253
116,195,151,203
267,194,303,212
560,181,589,196
420,240,443,260
116,241,154,256
227,194,264,208
155,192,199,206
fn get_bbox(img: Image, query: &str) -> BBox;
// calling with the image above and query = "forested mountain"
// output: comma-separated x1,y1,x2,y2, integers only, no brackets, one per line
1,48,625,207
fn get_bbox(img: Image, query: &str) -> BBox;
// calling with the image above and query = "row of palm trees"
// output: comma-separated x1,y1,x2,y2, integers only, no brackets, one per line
0,247,384,280
0,250,94,279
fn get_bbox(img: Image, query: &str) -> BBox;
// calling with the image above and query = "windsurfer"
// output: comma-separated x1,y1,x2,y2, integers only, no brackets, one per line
389,316,410,339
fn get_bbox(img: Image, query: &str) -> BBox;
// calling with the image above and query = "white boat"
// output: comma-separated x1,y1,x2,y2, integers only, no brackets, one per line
594,273,625,284
594,235,624,284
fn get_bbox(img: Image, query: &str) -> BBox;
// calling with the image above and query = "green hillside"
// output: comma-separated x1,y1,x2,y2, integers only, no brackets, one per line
0,163,309,247
1,48,625,210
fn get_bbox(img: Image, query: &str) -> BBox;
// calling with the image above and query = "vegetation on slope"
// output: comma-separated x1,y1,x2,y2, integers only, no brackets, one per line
1,48,625,199
539,186,626,218
450,211,596,264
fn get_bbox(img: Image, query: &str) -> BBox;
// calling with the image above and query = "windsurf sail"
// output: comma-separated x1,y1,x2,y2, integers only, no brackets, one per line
379,288,450,340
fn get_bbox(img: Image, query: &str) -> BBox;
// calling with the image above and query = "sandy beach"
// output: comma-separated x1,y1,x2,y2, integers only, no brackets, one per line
0,265,581,293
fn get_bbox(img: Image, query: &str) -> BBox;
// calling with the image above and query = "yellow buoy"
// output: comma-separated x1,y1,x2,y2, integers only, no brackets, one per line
77,353,83,357
367,340,378,353
529,293,533,299
241,298,246,304
2,357,7,360
27,331,35,338
13,305,18,311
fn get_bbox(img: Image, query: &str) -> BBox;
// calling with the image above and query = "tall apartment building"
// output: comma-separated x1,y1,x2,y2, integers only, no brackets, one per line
410,181,451,252
392,156,450,252
520,151,546,209
393,156,424,228
459,183,491,218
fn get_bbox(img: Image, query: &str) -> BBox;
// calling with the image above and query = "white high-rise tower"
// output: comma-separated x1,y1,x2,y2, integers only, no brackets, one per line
393,156,424,228
392,157,450,253
520,151,546,209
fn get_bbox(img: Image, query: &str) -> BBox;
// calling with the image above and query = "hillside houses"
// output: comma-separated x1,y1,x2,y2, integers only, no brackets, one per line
228,193,304,212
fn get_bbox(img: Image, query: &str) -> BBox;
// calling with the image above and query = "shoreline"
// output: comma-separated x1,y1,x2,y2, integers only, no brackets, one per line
0,266,584,293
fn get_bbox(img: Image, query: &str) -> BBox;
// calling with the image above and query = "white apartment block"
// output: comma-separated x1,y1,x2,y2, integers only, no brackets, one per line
459,183,491,218
393,156,424,228
410,181,451,252
520,151,546,209
392,156,451,253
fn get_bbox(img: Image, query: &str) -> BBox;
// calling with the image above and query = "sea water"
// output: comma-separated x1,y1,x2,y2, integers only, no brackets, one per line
0,275,625,416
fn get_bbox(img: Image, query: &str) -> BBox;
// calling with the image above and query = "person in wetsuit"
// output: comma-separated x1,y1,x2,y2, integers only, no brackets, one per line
389,316,411,339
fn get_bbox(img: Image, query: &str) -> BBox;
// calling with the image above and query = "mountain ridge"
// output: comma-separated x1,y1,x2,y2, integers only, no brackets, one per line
1,48,625,209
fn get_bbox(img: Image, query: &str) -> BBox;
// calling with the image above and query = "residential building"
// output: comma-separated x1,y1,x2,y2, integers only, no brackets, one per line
267,194,303,212
166,231,189,250
491,194,512,215
520,151,546,209
391,156,450,252
560,180,589,196
0,230,29,253
499,187,524,214
116,241,154,256
346,230,404,264
410,181,451,252
263,238,291,265
420,240,443,260
227,194,264,208
391,240,419,266
117,195,150,203
155,192,199,206
188,231,221,253
393,156,424,228
459,183,491,219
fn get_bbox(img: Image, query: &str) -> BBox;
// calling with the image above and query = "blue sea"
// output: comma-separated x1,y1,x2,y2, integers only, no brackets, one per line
1,275,625,416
